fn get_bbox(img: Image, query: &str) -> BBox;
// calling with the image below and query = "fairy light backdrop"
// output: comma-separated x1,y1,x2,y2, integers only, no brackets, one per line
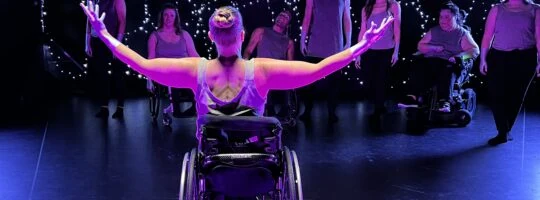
42,0,509,93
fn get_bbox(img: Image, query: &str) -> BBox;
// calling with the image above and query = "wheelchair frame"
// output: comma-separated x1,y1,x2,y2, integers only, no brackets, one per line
405,55,478,131
178,115,303,200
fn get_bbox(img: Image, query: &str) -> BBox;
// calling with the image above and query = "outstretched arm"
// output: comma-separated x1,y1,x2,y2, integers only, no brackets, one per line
256,17,394,90
81,1,199,89
243,28,264,59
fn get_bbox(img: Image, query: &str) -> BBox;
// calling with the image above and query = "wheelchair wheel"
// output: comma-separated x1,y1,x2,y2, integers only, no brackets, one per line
461,88,477,117
282,147,302,200
179,148,198,200
455,109,472,127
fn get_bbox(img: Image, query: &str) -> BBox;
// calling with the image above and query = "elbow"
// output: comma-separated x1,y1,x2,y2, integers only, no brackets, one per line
473,48,480,58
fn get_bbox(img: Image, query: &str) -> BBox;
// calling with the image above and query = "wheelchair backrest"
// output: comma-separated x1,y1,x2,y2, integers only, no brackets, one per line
198,115,282,155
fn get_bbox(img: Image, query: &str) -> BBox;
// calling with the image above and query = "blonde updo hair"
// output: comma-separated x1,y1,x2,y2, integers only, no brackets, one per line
209,6,244,47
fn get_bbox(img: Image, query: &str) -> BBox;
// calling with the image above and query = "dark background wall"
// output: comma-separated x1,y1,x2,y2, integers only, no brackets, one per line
3,0,539,122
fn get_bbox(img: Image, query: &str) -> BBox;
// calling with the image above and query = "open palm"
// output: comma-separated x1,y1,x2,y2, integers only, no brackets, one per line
362,16,394,45
80,1,108,35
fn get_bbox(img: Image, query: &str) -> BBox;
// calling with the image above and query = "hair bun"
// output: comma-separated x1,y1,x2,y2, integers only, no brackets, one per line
212,10,235,29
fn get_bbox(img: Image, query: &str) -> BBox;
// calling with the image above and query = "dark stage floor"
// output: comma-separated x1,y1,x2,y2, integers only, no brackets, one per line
1,97,539,200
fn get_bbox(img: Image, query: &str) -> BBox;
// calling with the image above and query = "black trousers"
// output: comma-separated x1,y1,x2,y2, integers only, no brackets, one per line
265,90,291,116
88,37,126,107
170,88,195,112
487,48,537,134
299,56,341,116
361,48,394,112
407,56,457,101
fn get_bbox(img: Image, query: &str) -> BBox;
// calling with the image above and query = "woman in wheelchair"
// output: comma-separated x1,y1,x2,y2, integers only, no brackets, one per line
398,2,479,113
147,3,200,126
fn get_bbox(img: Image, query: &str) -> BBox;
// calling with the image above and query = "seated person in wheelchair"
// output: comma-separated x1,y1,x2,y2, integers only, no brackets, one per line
81,3,394,129
398,2,479,112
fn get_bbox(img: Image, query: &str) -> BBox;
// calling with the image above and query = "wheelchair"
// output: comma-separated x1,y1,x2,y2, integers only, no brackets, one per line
179,115,303,199
148,80,195,128
266,90,299,128
404,53,478,132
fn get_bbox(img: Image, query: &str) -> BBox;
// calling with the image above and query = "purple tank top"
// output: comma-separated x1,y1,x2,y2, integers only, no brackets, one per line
90,0,118,38
306,0,345,58
195,59,266,138
367,11,395,50
425,26,466,60
153,31,188,58
492,3,538,51
257,27,290,60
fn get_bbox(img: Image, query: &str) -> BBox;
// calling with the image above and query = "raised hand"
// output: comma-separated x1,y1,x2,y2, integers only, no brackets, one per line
80,1,108,36
361,16,394,45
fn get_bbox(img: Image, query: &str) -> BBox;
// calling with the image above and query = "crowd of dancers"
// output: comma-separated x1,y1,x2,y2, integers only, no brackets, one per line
83,0,540,146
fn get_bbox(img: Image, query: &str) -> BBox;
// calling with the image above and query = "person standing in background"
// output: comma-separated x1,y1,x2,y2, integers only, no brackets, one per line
299,0,352,123
85,0,127,119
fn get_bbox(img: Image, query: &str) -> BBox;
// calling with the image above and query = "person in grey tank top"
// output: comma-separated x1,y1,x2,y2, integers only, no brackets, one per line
243,11,295,117
85,0,127,119
299,0,352,123
147,3,200,125
354,0,401,130
398,2,479,113
480,0,540,146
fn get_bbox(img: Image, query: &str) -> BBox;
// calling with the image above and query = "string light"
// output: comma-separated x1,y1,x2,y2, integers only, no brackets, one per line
44,0,499,88
41,0,84,81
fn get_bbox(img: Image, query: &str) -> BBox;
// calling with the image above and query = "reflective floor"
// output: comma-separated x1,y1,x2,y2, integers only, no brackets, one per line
1,97,539,200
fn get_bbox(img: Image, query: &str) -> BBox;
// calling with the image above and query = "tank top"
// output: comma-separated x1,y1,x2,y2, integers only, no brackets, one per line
425,26,466,60
367,10,395,50
492,3,538,51
256,27,290,60
153,31,188,58
90,0,118,38
195,59,266,138
306,0,345,58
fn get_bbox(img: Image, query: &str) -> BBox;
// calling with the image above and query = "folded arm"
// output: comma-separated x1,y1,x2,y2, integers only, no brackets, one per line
417,30,438,53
